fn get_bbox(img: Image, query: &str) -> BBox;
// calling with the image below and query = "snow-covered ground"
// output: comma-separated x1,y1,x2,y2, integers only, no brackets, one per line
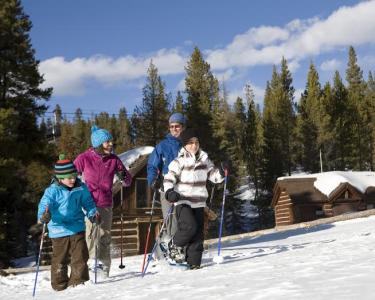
2,215,375,299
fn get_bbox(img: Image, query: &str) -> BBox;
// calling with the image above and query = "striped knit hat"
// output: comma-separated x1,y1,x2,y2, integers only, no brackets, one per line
54,154,77,179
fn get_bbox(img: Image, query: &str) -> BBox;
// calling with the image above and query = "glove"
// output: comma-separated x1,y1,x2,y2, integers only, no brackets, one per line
89,212,101,224
219,161,229,177
40,208,51,224
165,188,180,203
150,175,163,191
118,170,132,187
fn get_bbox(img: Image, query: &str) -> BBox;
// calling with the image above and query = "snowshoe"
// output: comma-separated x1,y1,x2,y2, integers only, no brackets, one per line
168,241,186,263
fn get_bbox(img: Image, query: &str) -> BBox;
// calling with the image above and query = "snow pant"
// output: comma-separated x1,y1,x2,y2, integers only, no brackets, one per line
160,191,177,237
173,204,204,266
50,232,89,291
154,191,178,260
86,207,113,270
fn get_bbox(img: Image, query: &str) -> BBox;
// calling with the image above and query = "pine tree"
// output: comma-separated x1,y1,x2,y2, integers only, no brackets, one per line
116,107,132,153
132,61,170,146
278,57,296,175
73,108,90,155
345,46,368,169
262,69,285,193
325,71,356,169
242,84,262,201
319,82,335,170
95,111,111,131
185,47,219,157
174,90,185,114
210,81,233,166
365,72,375,170
259,59,296,227
233,96,247,176
58,120,77,160
0,0,53,264
53,104,62,137
296,62,321,172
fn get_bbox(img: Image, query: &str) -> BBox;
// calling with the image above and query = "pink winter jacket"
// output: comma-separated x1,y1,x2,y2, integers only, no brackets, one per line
74,148,132,208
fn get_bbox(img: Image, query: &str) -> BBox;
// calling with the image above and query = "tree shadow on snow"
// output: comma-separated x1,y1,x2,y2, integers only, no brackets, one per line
202,224,336,267
95,271,143,284
222,223,335,248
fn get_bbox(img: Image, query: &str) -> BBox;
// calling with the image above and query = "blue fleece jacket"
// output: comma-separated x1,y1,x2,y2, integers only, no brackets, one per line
147,134,182,185
37,178,97,238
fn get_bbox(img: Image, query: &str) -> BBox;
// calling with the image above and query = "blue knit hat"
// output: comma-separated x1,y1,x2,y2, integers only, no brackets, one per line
169,112,186,125
91,125,113,148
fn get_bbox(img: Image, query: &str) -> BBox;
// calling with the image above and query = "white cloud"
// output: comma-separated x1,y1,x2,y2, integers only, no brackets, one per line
227,83,265,106
40,1,375,97
320,59,342,72
360,55,375,69
176,78,186,92
40,49,187,96
213,69,235,82
207,0,375,70
294,88,305,102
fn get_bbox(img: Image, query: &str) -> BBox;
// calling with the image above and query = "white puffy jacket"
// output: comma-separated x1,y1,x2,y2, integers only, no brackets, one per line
163,147,224,208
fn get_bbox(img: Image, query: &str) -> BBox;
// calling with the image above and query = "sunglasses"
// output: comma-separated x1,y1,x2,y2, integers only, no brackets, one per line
169,125,182,129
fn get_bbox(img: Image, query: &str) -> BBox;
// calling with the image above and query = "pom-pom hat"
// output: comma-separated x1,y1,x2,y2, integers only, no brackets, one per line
54,154,77,179
91,125,113,148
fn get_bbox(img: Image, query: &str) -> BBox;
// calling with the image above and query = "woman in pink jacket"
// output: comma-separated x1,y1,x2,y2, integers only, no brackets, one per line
74,125,132,278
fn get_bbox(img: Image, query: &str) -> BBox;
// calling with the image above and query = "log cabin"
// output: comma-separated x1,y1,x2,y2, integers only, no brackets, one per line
271,171,375,227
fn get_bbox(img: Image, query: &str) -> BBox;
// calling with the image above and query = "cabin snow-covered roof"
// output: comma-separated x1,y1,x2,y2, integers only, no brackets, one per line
117,146,154,168
113,146,154,186
277,171,375,198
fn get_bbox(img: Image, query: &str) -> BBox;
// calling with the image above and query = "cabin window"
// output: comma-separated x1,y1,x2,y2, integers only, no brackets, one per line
135,178,148,208
345,190,349,199
315,209,324,216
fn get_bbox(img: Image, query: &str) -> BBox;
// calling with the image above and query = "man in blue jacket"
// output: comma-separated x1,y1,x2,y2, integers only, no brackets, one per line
147,112,186,258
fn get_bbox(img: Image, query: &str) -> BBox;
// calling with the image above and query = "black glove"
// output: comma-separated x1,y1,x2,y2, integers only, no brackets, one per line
89,212,101,224
151,175,163,191
219,161,229,177
165,188,180,203
40,208,51,224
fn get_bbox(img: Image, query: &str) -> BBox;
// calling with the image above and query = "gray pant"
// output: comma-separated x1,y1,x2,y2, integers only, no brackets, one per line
86,207,113,270
155,191,177,259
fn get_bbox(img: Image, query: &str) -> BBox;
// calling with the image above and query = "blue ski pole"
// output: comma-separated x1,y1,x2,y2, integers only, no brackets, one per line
142,205,174,277
32,222,47,297
213,168,228,264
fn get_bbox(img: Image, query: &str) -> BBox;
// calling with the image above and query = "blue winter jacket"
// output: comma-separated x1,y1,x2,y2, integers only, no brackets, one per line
147,133,182,186
37,178,97,238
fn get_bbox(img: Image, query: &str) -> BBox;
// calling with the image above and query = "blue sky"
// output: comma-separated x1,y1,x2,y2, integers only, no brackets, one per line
23,0,375,119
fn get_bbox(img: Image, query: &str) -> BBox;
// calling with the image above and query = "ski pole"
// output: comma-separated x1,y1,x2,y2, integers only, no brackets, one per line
119,184,125,269
142,205,174,277
32,222,47,297
208,184,216,208
141,188,157,273
94,222,100,284
205,184,216,253
214,169,228,264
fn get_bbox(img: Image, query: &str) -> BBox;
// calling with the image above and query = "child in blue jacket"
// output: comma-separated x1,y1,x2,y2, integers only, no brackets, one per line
37,154,98,291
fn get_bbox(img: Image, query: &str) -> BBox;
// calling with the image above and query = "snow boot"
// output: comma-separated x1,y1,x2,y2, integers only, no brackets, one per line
168,241,185,263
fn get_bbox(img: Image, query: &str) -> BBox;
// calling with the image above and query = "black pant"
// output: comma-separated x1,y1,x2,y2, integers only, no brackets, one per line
173,205,204,266
51,232,89,291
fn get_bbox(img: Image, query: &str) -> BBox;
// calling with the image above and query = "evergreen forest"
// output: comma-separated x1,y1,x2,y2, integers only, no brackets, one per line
1,0,374,267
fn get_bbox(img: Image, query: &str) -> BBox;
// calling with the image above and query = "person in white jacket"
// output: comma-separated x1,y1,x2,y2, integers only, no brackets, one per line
163,128,225,269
